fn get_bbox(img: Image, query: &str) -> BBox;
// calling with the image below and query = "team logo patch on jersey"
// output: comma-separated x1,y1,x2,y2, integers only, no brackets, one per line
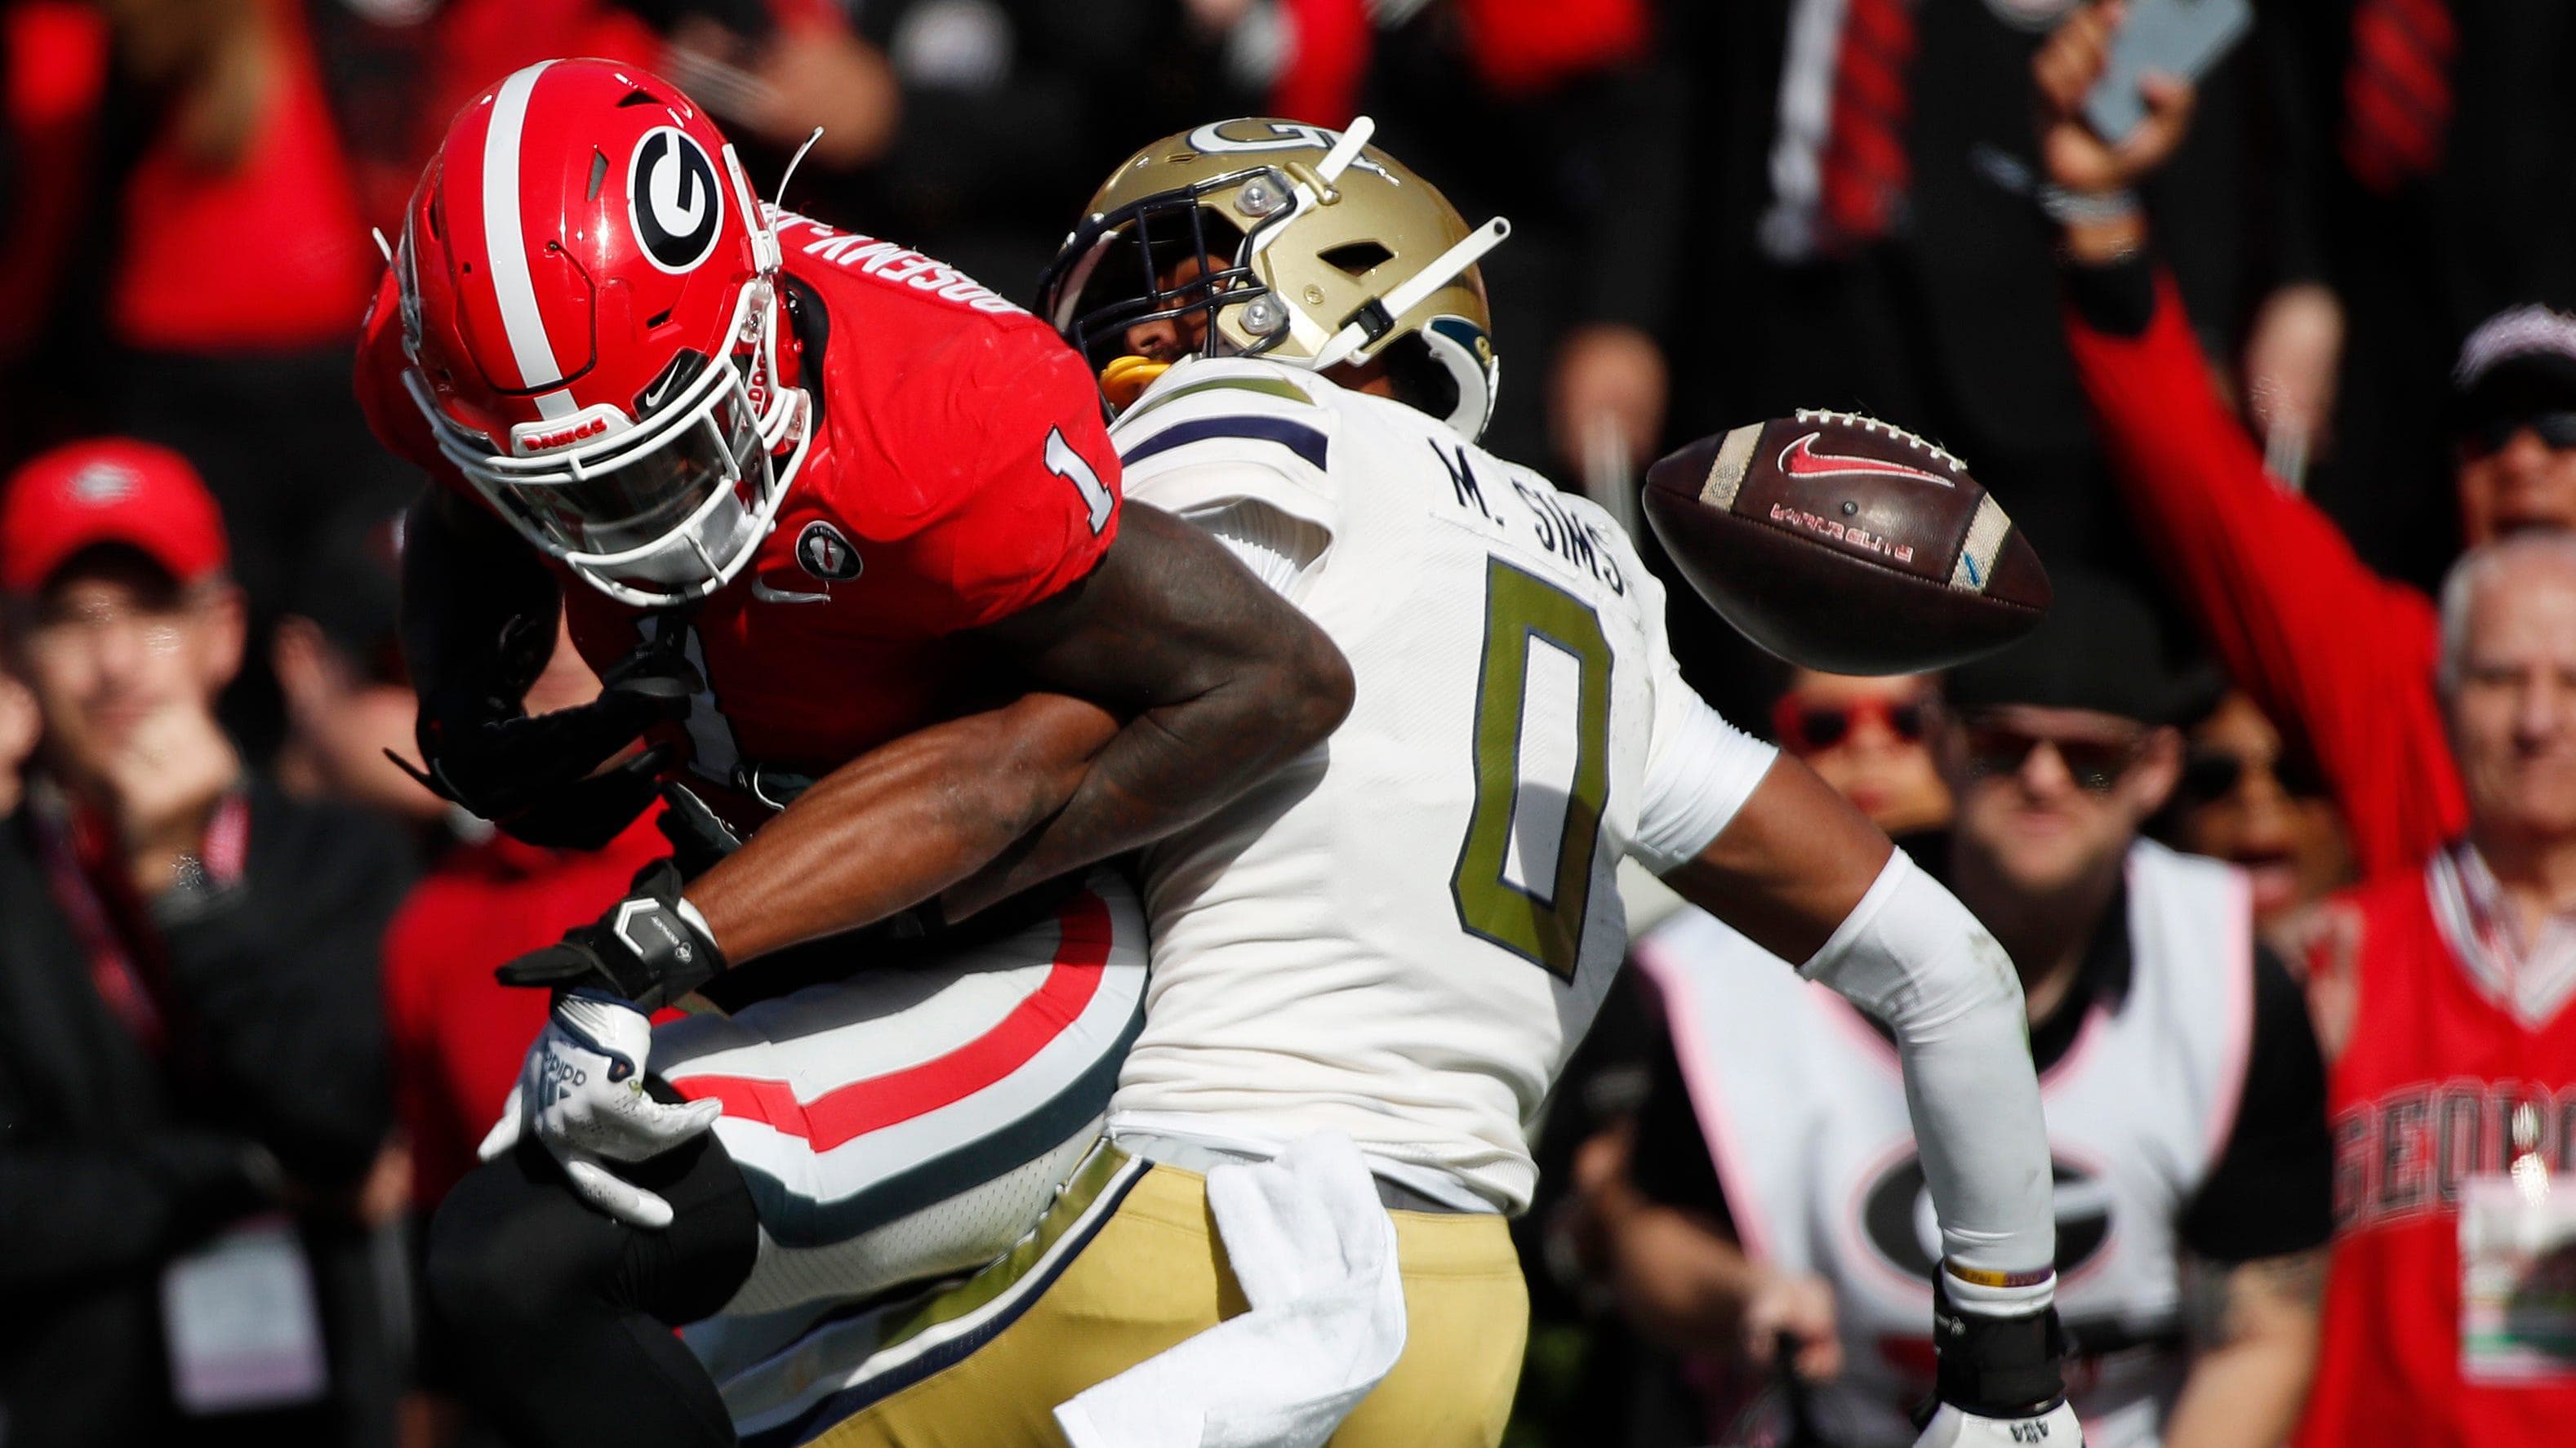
795,521,863,581
630,127,725,274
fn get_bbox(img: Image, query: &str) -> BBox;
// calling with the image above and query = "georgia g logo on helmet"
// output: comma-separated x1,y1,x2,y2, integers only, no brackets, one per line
630,127,726,274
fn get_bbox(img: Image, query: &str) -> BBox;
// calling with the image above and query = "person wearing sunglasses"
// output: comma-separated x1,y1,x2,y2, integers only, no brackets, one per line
2039,2,2576,889
1603,573,2334,1448
2159,690,2354,928
1770,671,1951,839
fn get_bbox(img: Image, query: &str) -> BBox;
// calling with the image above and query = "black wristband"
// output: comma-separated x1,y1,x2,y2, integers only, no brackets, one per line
1933,1276,2070,1418
587,860,723,1009
499,859,726,1008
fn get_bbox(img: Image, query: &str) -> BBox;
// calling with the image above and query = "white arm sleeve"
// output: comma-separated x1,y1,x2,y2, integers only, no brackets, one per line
1800,851,2058,1311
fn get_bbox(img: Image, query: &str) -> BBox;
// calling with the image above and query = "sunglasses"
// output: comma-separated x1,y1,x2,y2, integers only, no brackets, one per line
1961,722,2144,793
2178,746,2328,803
1773,694,1929,754
2459,411,2576,459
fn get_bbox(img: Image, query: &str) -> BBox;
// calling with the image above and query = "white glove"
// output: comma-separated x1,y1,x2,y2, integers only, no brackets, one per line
1913,1399,2084,1448
478,991,723,1229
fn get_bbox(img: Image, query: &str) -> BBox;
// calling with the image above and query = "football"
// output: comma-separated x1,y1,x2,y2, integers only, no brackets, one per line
1641,410,2052,676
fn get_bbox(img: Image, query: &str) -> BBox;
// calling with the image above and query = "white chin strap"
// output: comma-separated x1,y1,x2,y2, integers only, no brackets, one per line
1308,215,1511,374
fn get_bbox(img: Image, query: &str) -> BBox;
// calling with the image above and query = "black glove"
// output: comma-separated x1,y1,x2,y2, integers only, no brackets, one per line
495,859,726,1010
406,620,701,833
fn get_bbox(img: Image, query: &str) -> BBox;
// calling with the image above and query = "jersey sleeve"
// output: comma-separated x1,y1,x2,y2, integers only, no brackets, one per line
898,338,1123,632
1630,571,1780,873
1177,497,1331,597
1110,362,1341,542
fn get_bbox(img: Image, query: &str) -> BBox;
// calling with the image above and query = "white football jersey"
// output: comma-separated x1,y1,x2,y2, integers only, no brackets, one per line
1106,358,1778,1213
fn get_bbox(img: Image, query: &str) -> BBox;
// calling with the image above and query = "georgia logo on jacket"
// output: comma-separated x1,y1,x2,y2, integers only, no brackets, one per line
630,127,725,274
1863,1154,2112,1281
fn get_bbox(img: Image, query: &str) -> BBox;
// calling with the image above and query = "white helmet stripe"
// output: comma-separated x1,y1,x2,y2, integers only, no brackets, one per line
481,60,575,416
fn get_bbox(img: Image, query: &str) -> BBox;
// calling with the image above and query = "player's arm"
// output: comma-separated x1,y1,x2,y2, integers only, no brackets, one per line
495,504,1346,1005
676,693,1118,962
1652,743,2067,1437
937,501,1354,919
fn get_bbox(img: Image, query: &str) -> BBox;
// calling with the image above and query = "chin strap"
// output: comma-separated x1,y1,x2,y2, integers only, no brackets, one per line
1308,215,1512,373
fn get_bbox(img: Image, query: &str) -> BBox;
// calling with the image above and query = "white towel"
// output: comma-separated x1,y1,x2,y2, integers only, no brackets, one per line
1053,1131,1408,1448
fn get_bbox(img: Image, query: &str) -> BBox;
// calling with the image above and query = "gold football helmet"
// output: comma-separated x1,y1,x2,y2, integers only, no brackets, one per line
1036,117,1510,438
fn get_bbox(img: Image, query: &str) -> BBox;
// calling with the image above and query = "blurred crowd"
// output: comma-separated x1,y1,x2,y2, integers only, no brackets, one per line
2,0,2574,1445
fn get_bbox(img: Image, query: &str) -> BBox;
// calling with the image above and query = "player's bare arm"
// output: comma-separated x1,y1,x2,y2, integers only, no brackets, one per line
2162,1249,2325,1448
940,501,1356,920
677,692,1119,962
1659,752,1894,961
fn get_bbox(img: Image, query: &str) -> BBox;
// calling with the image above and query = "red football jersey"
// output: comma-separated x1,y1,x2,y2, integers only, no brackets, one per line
358,213,1121,811
2296,852,2576,1448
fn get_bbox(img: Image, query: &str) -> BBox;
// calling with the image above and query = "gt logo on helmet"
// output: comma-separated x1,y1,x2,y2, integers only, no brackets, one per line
630,127,726,274
1186,120,1394,182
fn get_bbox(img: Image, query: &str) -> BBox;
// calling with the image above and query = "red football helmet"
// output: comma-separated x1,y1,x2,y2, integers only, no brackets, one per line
394,58,808,606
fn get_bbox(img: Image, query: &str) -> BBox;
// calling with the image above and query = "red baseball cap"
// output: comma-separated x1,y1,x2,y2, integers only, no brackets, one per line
1,438,229,597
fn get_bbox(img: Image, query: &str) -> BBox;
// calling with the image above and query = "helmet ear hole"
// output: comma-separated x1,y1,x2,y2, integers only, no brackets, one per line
1319,241,1393,277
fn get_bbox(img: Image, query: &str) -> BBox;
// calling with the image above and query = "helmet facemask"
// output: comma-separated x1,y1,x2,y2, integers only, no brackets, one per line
412,278,809,608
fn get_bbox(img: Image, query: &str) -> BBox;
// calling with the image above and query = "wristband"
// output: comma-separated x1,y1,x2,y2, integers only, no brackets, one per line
1932,1271,2071,1419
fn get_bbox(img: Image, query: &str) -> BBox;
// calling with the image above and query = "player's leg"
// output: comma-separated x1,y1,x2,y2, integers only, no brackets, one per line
426,1095,762,1448
1326,1210,1528,1448
769,1150,1227,1448
656,873,1149,1330
769,1154,1527,1448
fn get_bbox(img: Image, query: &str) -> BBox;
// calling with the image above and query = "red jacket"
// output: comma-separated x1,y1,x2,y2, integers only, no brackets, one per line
381,811,669,1205
2062,268,2466,878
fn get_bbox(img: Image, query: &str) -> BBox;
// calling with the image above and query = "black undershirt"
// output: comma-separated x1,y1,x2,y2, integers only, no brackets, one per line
1632,843,2334,1268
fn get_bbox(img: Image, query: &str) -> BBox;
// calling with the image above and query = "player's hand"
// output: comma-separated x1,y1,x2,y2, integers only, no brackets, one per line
414,621,698,825
478,991,722,1230
2032,1,2196,196
494,859,727,1010
1742,1268,1844,1381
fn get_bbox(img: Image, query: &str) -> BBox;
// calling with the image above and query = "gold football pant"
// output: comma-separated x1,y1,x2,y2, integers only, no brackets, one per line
785,1146,1528,1448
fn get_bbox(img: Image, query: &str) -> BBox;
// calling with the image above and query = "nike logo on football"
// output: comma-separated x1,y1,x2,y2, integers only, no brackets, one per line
1777,432,1957,487
749,577,830,604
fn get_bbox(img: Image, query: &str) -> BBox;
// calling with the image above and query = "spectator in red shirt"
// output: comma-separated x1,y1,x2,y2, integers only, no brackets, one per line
2031,0,2576,884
